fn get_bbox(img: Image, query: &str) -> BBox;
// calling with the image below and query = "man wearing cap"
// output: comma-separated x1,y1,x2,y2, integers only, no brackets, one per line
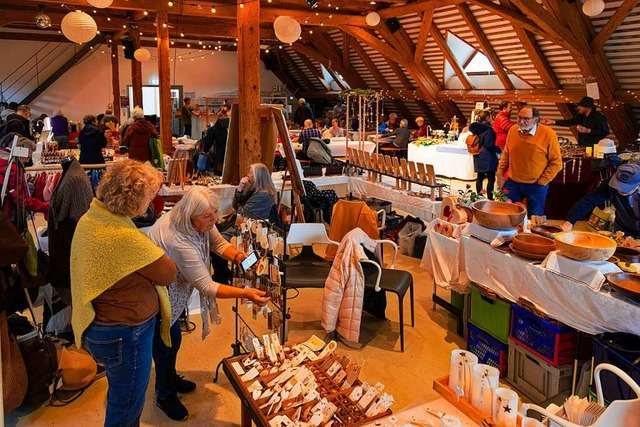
293,98,314,128
497,106,563,216
563,163,640,238
541,96,609,147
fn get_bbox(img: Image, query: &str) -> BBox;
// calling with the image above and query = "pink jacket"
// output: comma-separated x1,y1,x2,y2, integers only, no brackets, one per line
493,110,514,149
321,228,377,343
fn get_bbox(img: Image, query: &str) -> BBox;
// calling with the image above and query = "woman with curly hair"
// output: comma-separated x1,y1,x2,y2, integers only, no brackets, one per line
71,159,177,427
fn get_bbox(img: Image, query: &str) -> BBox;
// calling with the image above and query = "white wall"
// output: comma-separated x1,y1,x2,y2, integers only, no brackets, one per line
0,41,288,122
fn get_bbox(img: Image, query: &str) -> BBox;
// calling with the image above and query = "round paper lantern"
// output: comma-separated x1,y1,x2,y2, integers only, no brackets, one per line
61,11,98,44
134,48,151,62
582,0,605,17
365,12,381,27
273,16,301,44
87,0,114,8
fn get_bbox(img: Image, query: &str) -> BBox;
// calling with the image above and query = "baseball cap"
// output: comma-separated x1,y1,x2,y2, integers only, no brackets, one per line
609,163,640,194
578,96,595,108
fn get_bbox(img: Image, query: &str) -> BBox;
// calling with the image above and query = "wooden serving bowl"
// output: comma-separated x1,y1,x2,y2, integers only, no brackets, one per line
614,246,640,264
512,233,556,256
471,200,527,230
606,272,640,302
531,225,563,239
554,231,617,262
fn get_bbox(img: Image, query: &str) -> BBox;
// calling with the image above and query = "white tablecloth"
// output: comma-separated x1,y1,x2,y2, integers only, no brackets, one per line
420,220,469,293
461,235,640,335
328,140,376,157
348,176,441,221
408,143,476,180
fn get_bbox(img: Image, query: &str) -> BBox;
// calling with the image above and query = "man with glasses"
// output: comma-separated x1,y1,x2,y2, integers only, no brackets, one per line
541,96,609,147
497,106,562,216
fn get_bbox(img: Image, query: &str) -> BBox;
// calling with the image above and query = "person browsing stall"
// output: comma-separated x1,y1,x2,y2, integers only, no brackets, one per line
492,101,514,150
122,107,158,162
234,163,277,221
148,186,269,421
563,163,640,238
470,111,501,199
497,106,562,216
71,160,177,427
78,114,108,165
541,96,609,147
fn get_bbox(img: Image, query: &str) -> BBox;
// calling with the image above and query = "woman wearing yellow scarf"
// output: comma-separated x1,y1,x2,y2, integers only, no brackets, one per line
71,160,177,427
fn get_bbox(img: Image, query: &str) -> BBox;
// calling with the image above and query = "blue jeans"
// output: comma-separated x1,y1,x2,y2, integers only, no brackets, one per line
502,179,550,217
152,316,183,400
84,316,156,427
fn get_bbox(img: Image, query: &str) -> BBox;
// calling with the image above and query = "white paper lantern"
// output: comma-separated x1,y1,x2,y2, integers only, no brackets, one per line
583,0,605,17
61,11,98,44
365,12,381,27
273,16,301,44
134,48,151,62
87,0,114,8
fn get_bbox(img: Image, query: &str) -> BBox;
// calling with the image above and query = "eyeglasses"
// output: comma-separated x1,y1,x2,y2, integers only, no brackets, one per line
517,116,534,121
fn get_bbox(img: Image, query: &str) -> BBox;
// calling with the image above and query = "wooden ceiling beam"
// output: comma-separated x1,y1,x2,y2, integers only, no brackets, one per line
342,31,350,69
260,51,299,96
377,0,465,19
456,3,514,90
279,48,316,91
438,89,587,103
307,32,369,88
414,10,434,64
590,0,639,52
428,22,473,90
294,51,326,90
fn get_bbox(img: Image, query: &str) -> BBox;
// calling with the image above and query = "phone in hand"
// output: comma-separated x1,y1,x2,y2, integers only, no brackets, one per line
240,251,259,273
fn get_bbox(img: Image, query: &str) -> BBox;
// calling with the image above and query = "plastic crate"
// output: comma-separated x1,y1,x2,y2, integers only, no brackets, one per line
507,339,573,404
592,333,640,403
509,304,577,367
467,323,508,377
469,284,511,344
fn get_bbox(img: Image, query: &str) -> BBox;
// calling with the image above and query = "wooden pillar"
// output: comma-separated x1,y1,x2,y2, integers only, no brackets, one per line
237,0,261,175
110,41,121,121
156,11,172,154
130,29,143,108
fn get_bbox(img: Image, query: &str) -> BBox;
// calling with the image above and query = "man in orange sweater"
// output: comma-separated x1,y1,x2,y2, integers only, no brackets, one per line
497,106,562,216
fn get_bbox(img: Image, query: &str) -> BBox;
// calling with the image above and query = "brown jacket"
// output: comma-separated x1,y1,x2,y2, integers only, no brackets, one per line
122,119,158,162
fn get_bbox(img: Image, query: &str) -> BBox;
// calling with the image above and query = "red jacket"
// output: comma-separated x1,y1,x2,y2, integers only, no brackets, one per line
492,110,514,149
0,155,49,219
122,119,158,162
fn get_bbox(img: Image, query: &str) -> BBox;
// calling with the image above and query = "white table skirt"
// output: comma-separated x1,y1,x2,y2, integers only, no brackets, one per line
461,235,640,335
421,223,469,293
328,140,376,157
348,176,441,221
408,143,476,180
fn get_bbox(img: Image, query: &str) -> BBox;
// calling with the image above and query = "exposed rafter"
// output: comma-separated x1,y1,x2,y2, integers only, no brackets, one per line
590,0,640,52
414,10,434,64
428,21,473,90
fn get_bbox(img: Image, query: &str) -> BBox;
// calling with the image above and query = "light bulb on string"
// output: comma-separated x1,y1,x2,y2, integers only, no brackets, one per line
168,1,173,6
211,6,216,13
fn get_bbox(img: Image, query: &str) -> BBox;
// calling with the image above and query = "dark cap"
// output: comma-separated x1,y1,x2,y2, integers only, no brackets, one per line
578,96,595,108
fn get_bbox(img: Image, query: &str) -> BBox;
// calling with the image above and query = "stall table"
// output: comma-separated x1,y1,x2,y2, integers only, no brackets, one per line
408,143,475,180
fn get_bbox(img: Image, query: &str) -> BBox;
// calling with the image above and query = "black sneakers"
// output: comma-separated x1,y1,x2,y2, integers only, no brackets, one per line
176,375,196,394
156,396,188,421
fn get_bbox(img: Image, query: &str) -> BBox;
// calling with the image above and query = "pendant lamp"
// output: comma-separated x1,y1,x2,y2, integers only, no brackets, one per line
366,12,381,27
583,0,605,17
134,48,152,62
273,16,301,44
61,11,98,44
87,0,114,8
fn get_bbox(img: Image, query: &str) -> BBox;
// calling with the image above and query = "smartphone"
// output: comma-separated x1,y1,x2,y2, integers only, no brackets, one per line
240,251,259,273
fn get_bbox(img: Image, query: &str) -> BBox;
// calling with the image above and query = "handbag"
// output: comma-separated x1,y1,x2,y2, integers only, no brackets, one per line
196,153,209,171
149,137,165,170
17,331,58,397
18,217,50,288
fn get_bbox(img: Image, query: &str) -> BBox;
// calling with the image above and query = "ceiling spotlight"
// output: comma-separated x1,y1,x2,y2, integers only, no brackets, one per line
306,0,319,9
35,9,52,29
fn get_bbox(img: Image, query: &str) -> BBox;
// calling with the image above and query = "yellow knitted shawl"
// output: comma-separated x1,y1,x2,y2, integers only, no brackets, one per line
71,199,172,348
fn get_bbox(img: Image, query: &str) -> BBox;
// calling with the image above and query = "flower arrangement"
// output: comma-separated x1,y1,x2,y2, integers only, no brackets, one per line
458,184,484,206
492,188,510,203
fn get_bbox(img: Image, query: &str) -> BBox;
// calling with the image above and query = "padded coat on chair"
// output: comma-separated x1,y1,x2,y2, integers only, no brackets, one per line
326,200,379,260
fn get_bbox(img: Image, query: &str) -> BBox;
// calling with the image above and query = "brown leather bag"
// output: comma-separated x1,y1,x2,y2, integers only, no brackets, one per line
1,312,28,413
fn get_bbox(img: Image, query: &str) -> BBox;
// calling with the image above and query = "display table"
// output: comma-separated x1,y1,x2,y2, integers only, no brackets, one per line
363,398,479,426
348,176,441,221
407,143,475,180
461,235,640,335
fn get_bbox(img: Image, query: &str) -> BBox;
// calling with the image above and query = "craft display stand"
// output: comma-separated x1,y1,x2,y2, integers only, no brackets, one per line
348,147,448,201
213,221,289,383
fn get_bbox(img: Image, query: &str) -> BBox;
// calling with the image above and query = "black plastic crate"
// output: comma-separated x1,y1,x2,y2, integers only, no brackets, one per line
592,333,640,403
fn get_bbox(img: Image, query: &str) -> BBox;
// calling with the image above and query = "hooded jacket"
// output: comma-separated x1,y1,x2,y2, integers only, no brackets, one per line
122,118,158,162
78,124,107,164
2,113,32,140
470,122,500,173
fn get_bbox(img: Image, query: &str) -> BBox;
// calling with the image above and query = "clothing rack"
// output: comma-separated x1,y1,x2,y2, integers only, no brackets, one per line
25,163,113,172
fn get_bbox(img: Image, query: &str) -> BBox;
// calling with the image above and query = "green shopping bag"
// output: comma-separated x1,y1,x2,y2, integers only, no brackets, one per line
149,137,165,170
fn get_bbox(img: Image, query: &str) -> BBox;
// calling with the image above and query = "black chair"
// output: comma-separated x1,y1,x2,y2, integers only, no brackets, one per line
360,241,415,352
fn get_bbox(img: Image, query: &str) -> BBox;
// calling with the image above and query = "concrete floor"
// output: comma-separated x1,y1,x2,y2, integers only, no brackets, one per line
6,248,465,427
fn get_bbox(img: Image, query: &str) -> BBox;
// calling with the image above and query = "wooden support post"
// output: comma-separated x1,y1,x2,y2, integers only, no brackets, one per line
156,11,172,154
110,41,121,121
237,0,261,174
130,29,143,108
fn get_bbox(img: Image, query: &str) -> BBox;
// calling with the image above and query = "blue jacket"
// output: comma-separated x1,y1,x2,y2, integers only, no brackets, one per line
470,122,500,173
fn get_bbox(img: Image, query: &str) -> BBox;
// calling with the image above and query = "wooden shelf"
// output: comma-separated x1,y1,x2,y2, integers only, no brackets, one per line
433,375,523,426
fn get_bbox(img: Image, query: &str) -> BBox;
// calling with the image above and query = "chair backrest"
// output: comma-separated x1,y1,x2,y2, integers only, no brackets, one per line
426,164,438,184
417,162,427,183
287,223,338,246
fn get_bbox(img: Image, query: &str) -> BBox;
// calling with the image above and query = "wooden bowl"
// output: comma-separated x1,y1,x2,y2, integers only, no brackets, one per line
614,246,640,264
471,200,527,230
531,225,563,239
554,231,617,262
606,272,640,302
512,233,556,256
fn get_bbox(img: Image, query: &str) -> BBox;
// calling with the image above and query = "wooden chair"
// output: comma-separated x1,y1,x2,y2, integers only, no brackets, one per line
376,154,385,181
392,157,401,189
384,155,393,176
364,151,373,181
408,161,418,186
425,164,447,201
370,153,379,182
400,158,409,190
416,162,428,184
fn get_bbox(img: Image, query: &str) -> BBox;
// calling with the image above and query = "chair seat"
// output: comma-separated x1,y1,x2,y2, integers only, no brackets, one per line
362,266,413,296
285,264,332,289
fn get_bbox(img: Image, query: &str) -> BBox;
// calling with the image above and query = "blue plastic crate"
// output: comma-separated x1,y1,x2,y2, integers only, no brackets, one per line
510,304,577,367
467,323,508,377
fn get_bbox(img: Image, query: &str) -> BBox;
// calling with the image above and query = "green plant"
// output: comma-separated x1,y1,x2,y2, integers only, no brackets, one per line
458,184,484,205
492,188,510,202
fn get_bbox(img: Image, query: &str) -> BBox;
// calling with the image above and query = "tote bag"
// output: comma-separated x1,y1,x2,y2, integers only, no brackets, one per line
149,137,165,170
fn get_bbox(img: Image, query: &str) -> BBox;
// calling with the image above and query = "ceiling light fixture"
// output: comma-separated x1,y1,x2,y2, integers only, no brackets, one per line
306,0,319,9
